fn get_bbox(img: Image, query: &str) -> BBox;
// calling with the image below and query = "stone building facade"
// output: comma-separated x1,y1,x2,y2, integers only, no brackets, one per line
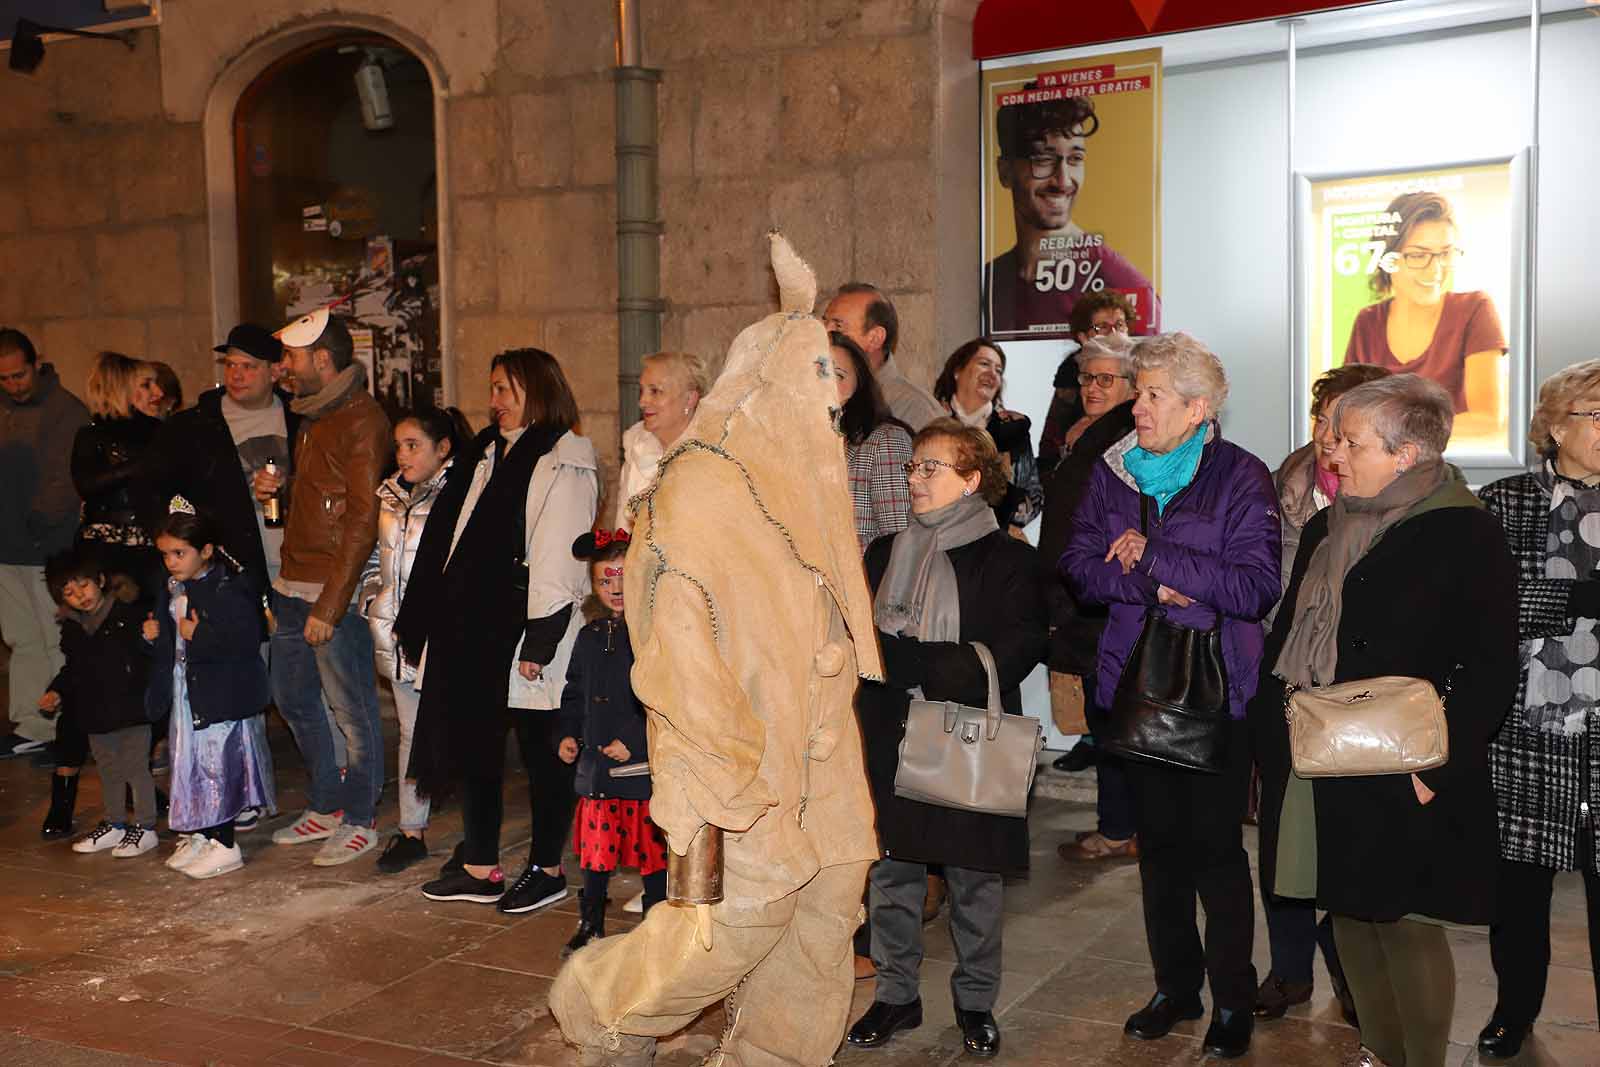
0,0,979,506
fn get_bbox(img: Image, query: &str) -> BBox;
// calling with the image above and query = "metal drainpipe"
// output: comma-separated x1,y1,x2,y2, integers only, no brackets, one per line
614,0,662,436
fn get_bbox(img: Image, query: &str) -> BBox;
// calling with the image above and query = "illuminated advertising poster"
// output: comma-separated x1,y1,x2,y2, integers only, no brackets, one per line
982,49,1162,339
1301,157,1526,460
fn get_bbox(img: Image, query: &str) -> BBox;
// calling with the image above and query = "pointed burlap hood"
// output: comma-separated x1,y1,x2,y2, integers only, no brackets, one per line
632,233,883,681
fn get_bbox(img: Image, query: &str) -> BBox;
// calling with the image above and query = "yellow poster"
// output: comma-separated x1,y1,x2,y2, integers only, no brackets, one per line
1303,161,1518,457
982,49,1162,339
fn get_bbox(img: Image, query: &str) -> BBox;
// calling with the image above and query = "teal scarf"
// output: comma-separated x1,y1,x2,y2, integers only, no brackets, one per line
1123,424,1206,514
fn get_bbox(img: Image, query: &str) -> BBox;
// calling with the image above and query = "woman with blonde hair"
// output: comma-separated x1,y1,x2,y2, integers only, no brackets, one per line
44,353,169,836
615,350,710,529
73,351,166,591
1475,359,1600,1060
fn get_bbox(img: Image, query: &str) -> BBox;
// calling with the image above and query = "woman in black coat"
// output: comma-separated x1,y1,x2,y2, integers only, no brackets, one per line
1253,375,1517,1067
933,339,1043,533
847,419,1047,1060
73,351,167,595
1035,334,1137,854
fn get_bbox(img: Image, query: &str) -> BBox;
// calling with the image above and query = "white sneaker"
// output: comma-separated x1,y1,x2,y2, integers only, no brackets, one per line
72,821,124,853
311,823,380,867
623,890,645,914
111,825,157,858
183,839,244,880
166,834,206,870
271,809,342,845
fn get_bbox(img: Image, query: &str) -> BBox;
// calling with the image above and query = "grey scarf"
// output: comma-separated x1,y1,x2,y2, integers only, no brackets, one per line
874,493,998,642
1275,459,1449,688
290,363,367,419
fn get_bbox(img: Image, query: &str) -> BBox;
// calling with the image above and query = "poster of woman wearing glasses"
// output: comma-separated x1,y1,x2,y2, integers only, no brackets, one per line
981,49,1162,339
1302,157,1526,461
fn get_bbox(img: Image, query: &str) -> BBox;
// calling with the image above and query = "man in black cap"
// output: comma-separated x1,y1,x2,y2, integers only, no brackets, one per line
143,324,301,596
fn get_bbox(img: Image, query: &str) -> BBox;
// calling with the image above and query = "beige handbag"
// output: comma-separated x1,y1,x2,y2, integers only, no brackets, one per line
894,643,1044,818
1285,676,1448,777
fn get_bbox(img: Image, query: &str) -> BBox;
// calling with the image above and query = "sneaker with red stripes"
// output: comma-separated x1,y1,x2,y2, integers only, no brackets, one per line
271,809,343,845
311,822,380,866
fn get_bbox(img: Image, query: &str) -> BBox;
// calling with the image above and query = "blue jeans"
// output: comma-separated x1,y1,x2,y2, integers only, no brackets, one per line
269,591,383,826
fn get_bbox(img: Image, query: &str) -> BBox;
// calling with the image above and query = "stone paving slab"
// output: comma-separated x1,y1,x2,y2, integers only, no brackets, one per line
0,699,1592,1066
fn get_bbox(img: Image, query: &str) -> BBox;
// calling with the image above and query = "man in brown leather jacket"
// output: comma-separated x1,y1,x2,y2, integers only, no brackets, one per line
255,308,391,866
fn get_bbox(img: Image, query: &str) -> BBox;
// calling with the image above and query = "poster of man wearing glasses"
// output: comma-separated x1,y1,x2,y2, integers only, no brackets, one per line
982,49,1163,339
1301,158,1521,460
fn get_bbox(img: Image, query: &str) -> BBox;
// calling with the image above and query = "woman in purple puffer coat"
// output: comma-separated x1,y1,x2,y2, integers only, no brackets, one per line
1061,332,1281,1060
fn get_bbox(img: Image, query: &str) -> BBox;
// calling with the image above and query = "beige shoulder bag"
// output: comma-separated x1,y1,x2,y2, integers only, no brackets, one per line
894,643,1044,818
1284,676,1448,777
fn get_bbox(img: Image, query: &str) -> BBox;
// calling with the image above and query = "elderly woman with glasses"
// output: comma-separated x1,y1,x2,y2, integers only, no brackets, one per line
1474,360,1600,1061
1038,334,1140,846
1040,290,1137,473
848,418,1047,1059
1061,332,1281,1059
1253,374,1517,1067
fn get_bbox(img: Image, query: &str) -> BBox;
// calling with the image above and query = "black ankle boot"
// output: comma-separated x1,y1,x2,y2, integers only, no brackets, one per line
561,890,607,958
41,773,78,840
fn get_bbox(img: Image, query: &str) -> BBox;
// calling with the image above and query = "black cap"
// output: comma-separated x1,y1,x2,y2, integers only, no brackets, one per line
212,323,284,363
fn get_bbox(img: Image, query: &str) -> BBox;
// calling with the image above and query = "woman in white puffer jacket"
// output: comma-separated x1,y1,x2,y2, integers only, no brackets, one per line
359,407,472,874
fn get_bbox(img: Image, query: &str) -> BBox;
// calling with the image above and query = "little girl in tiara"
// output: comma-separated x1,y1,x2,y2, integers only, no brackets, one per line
142,499,277,880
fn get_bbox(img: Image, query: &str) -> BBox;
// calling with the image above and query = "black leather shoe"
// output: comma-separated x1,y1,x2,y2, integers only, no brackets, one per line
956,1009,1000,1057
1253,973,1313,1019
1124,992,1204,1040
1052,739,1098,772
1476,1017,1530,1060
846,999,923,1048
1202,1013,1252,1058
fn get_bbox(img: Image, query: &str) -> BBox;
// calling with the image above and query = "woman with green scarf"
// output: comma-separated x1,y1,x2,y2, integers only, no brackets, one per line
1252,374,1518,1067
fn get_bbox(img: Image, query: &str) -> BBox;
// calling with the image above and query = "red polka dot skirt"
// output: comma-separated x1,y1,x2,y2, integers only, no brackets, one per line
572,796,669,874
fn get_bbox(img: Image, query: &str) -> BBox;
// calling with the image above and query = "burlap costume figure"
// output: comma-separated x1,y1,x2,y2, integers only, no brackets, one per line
549,235,883,1066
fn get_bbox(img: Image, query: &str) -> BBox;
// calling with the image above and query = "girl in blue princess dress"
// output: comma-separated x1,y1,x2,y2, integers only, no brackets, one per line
142,502,276,880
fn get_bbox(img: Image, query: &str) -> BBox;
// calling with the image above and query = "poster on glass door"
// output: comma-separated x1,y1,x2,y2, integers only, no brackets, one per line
981,48,1162,339
1297,154,1529,465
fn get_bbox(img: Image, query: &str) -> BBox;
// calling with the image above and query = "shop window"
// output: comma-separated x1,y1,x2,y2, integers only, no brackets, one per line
234,35,441,415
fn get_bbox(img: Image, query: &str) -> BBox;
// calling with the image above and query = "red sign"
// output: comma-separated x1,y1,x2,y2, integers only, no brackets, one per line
973,0,1377,59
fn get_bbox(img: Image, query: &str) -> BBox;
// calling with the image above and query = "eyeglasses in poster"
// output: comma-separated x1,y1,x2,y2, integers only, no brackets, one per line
981,49,1163,341
1294,153,1531,468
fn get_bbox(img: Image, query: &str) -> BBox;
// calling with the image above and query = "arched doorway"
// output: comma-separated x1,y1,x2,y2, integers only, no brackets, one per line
233,34,442,415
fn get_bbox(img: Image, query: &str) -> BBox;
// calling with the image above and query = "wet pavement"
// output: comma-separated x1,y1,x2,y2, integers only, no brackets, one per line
0,698,1593,1067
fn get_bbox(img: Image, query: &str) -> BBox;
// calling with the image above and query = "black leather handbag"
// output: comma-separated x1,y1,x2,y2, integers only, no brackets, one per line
1103,497,1232,774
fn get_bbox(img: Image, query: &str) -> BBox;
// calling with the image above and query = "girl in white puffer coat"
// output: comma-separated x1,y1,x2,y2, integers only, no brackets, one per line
359,407,473,873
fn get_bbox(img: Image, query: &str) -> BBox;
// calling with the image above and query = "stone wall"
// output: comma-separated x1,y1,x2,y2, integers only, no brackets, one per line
0,0,977,515
452,0,975,511
0,28,214,408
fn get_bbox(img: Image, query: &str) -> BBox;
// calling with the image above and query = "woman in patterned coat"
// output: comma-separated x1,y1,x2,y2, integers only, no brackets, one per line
1476,359,1600,1060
